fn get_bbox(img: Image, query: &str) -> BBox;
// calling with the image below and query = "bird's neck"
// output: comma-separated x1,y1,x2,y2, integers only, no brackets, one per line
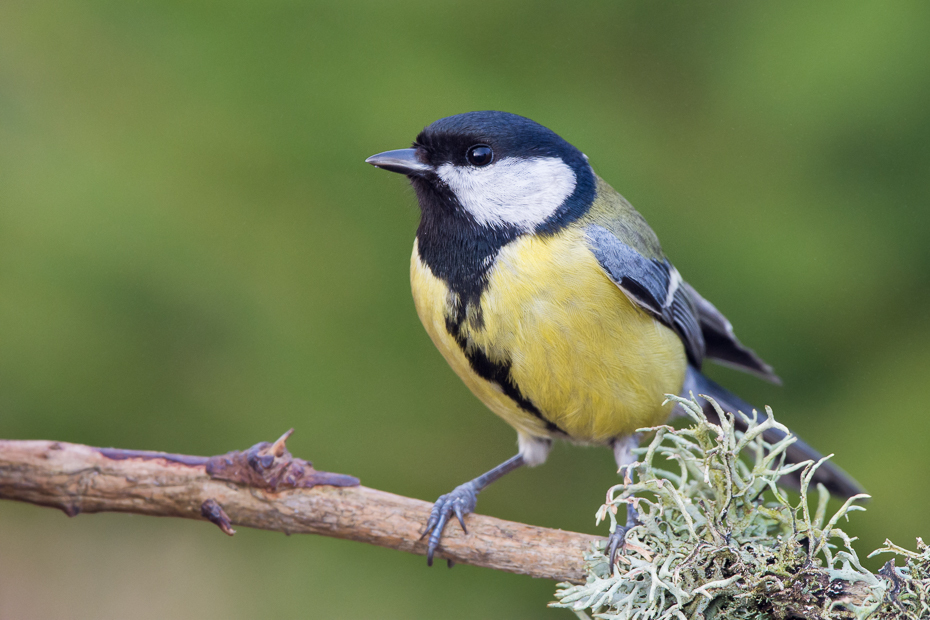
415,207,520,311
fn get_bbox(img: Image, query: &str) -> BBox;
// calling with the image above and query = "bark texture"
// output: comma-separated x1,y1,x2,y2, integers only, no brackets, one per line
0,434,881,612
0,436,599,582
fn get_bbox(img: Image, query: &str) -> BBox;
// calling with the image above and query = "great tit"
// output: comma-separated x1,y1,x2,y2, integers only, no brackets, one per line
366,111,863,566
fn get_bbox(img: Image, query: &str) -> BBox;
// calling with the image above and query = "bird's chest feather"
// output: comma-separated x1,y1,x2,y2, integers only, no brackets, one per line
410,229,686,443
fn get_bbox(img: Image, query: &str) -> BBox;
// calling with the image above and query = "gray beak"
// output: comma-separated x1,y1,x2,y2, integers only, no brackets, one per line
365,148,431,175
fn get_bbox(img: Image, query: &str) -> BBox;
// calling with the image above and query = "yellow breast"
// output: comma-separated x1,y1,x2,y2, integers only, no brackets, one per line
410,227,687,445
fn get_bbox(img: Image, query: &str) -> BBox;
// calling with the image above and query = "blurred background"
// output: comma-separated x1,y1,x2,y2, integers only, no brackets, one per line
1,1,929,618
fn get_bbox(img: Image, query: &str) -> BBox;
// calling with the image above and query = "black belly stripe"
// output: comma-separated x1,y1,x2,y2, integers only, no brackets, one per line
445,316,566,436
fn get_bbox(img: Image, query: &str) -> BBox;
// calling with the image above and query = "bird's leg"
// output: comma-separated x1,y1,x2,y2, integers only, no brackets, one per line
606,433,641,568
422,454,525,566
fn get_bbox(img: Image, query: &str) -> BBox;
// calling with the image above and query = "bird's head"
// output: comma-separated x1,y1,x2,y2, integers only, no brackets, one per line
366,111,596,234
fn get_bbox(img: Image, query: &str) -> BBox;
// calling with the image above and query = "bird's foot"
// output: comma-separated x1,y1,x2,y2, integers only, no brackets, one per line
606,523,632,569
421,481,478,566
606,501,640,569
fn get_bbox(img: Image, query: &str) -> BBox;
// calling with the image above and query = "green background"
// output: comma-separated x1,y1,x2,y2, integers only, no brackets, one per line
2,2,929,618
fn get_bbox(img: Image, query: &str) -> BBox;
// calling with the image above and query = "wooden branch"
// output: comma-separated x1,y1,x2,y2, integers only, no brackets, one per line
0,432,600,583
0,432,884,615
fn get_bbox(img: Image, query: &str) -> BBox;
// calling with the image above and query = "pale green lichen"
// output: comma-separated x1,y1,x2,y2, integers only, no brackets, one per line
551,395,926,619
868,540,930,619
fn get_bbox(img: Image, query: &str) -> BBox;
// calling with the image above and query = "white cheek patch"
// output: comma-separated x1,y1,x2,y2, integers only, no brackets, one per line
436,156,577,230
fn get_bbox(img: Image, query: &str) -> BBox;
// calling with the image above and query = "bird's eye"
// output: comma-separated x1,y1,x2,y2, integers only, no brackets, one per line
466,145,493,167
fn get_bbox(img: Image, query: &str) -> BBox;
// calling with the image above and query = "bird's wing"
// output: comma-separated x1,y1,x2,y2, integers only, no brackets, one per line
681,282,780,384
584,224,705,367
584,224,779,382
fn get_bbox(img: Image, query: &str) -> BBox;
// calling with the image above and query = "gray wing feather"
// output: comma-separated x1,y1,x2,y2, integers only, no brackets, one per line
585,225,706,367
681,282,780,384
584,224,779,382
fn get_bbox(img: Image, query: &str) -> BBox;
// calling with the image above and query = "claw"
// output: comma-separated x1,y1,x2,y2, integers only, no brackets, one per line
607,501,641,569
453,503,468,534
421,504,440,540
426,506,451,566
422,481,478,566
418,455,526,567
607,525,628,568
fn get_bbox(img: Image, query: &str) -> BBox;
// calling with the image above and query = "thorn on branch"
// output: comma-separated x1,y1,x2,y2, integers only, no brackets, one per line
270,429,294,457
201,499,236,536
94,429,360,491
205,429,360,491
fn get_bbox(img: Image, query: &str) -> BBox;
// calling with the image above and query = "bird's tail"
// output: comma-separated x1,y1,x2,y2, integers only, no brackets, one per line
682,367,865,499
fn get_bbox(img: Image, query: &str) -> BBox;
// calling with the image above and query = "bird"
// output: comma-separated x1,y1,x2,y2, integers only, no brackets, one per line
365,111,863,567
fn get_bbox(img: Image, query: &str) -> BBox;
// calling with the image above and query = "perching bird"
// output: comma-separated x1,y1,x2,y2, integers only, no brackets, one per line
366,111,863,566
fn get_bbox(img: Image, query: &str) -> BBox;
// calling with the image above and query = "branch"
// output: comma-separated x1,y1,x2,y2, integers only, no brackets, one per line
0,429,891,617
0,432,599,582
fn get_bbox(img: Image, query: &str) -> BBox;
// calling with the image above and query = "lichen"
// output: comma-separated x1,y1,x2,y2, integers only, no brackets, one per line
868,540,930,619
552,395,924,619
